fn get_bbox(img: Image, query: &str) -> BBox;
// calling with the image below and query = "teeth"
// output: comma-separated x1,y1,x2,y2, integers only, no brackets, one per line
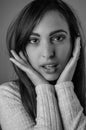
44,65,56,69
43,65,57,73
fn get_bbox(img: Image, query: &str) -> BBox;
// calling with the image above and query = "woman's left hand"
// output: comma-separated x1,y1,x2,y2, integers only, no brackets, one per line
57,37,81,84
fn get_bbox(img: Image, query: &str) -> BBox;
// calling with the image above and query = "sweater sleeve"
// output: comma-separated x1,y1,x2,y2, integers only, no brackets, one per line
35,84,62,130
55,81,86,130
0,82,62,130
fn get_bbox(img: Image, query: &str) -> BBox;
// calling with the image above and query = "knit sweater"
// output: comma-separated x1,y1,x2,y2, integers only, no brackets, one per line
0,81,86,130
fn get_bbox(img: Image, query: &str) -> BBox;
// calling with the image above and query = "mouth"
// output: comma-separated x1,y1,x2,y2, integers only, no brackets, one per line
41,63,60,74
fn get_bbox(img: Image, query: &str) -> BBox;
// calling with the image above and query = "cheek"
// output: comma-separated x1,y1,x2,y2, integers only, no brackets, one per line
26,47,39,67
56,43,72,65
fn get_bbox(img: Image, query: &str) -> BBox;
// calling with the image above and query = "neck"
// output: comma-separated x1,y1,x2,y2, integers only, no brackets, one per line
49,80,57,85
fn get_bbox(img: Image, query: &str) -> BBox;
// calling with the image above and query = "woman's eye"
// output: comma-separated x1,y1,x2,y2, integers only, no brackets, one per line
51,35,66,43
29,38,39,44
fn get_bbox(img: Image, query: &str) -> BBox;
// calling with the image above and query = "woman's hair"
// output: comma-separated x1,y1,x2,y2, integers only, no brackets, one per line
6,0,86,122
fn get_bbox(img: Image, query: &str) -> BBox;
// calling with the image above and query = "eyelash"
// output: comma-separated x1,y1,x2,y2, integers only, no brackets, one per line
29,38,39,44
50,34,66,43
29,34,66,45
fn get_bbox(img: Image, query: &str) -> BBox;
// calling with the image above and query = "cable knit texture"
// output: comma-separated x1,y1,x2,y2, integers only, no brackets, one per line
0,81,86,130
55,81,86,130
0,82,62,130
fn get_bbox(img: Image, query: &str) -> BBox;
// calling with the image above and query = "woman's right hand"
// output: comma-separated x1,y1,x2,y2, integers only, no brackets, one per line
10,50,48,86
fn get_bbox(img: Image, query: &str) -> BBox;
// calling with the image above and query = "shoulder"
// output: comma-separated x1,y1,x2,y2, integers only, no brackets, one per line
0,82,35,129
0,81,21,103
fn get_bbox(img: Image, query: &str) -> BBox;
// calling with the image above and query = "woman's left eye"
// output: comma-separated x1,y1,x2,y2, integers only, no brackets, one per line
51,35,66,43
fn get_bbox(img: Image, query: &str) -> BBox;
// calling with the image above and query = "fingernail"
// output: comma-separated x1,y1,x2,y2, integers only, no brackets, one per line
77,37,80,44
78,37,80,40
11,50,13,53
77,33,80,37
9,58,12,61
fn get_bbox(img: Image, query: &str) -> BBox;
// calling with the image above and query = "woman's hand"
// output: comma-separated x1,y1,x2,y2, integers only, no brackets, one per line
57,37,81,84
10,51,48,86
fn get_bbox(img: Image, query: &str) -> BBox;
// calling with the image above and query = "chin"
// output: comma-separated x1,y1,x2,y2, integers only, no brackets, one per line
44,74,59,82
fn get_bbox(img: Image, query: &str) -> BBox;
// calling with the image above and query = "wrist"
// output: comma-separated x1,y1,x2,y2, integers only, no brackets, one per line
36,84,55,94
55,81,74,90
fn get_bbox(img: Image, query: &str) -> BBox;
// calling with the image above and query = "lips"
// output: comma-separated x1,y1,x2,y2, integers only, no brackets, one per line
43,64,57,69
41,63,60,73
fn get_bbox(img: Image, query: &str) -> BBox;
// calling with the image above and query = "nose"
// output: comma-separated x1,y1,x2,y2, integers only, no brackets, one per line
41,42,55,59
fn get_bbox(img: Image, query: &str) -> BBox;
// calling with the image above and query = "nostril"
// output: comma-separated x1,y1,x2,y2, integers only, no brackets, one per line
42,50,55,59
49,51,55,58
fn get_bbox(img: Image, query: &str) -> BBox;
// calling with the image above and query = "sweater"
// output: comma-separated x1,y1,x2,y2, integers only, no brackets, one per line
0,81,86,130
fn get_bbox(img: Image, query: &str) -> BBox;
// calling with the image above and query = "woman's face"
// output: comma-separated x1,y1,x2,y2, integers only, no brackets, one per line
26,10,72,81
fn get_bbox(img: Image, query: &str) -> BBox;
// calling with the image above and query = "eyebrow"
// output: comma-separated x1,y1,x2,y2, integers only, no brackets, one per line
30,29,68,37
49,30,68,36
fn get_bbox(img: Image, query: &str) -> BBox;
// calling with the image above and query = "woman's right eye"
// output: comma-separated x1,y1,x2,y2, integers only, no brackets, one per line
29,37,39,44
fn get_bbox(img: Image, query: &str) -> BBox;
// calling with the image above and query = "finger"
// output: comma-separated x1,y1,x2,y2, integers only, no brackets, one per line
9,57,42,84
11,50,24,63
73,37,81,61
19,51,27,61
10,56,48,86
69,37,80,67
65,37,80,71
9,57,28,72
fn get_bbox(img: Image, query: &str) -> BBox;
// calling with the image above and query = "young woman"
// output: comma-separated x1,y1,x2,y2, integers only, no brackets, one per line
0,0,86,129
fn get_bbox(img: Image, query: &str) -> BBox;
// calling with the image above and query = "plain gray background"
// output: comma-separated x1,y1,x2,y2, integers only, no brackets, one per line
0,0,86,84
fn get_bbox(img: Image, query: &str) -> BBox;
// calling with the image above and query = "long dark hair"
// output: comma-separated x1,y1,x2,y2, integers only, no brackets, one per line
6,0,86,122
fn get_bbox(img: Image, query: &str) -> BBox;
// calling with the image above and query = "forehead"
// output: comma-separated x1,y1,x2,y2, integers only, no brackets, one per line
32,10,69,34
